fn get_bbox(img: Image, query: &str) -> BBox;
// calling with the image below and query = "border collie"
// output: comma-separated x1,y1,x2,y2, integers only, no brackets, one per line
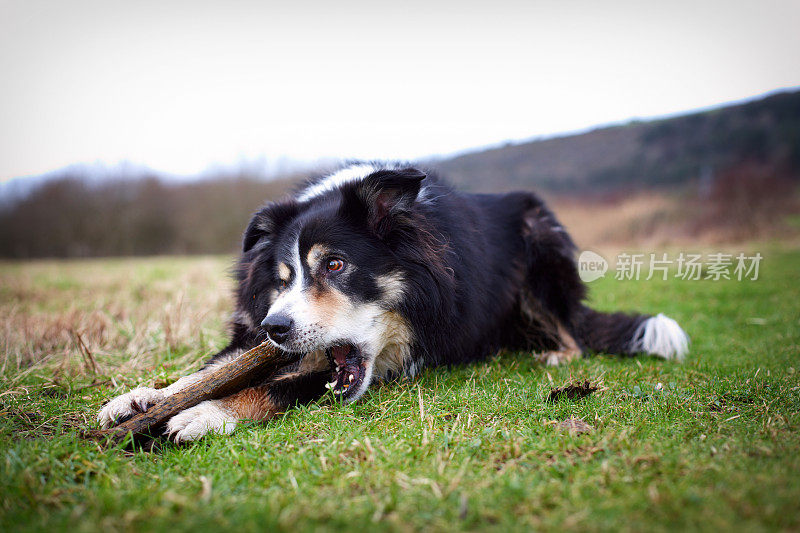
98,163,689,442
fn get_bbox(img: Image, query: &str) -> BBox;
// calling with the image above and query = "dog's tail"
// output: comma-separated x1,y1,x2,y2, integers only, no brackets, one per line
574,306,689,361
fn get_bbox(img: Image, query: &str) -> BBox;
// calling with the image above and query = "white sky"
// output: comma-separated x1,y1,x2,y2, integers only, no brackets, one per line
1,0,799,182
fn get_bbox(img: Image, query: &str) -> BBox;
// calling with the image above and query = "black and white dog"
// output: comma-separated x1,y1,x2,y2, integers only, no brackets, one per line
98,163,689,442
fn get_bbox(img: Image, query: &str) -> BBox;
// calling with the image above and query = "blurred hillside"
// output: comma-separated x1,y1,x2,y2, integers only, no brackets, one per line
433,90,800,193
0,172,296,257
1,90,798,258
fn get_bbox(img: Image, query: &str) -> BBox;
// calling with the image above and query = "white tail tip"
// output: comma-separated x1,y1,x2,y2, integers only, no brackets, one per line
632,313,689,361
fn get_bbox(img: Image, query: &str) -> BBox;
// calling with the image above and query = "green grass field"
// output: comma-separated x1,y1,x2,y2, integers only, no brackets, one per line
1,248,799,532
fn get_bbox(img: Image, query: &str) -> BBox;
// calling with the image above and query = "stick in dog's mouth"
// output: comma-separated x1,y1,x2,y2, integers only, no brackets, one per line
324,343,366,398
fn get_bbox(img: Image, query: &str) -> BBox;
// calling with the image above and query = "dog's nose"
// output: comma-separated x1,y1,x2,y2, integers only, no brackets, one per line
261,313,294,344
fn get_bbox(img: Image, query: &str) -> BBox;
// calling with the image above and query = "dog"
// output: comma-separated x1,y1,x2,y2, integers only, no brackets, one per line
98,162,689,442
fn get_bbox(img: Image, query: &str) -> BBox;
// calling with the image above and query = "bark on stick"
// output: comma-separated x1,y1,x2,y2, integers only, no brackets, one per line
86,341,294,446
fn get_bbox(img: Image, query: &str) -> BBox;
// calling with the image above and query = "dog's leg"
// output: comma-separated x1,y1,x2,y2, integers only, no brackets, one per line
164,385,275,443
535,323,583,366
97,348,244,429
165,370,329,443
536,347,582,366
514,194,588,366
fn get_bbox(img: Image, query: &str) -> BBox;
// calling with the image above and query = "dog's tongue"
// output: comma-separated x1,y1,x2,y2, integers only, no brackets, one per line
331,345,351,366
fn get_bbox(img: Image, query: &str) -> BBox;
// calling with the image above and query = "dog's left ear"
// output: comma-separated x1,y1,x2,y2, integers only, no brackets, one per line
340,168,426,237
242,200,300,252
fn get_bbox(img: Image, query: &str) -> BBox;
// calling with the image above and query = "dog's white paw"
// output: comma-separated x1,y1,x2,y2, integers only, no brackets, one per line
539,352,563,366
97,387,165,428
165,400,238,443
536,349,580,367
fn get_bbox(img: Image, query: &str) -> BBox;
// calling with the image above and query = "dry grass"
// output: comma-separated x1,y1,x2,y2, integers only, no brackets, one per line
551,190,800,250
553,193,677,248
0,256,234,389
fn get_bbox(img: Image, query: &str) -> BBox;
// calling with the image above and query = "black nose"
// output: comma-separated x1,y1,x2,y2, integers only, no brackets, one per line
261,313,293,344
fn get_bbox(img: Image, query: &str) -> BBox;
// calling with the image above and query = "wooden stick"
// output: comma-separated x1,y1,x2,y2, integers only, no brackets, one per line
85,341,297,446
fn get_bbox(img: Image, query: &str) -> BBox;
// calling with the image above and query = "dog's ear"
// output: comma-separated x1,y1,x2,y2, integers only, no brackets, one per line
340,168,426,238
242,201,299,252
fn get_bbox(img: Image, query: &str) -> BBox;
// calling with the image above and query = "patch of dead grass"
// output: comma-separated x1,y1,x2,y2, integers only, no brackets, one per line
551,190,800,250
0,256,234,387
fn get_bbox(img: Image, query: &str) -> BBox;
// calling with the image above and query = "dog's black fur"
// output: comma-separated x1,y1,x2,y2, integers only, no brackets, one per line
215,163,685,402
98,163,688,441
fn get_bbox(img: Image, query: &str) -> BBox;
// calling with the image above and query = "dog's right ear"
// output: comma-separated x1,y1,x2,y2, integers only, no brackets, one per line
339,167,426,238
242,201,299,253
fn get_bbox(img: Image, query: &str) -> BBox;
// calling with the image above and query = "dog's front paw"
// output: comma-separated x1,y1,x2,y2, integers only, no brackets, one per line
536,348,581,367
165,400,238,443
97,387,165,428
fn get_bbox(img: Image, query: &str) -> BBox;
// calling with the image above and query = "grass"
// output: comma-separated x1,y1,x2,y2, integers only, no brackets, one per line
1,246,799,532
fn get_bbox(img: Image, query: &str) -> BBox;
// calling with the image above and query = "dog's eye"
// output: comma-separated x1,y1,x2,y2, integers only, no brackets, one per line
278,279,288,289
326,259,344,272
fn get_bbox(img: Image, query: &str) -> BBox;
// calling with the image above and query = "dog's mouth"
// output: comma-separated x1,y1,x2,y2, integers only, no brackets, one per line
324,343,366,399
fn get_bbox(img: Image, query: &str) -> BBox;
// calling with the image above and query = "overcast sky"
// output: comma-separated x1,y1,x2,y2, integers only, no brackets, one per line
1,0,799,182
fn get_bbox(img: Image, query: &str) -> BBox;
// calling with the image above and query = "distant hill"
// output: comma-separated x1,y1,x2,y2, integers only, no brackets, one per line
430,90,800,193
2,90,798,258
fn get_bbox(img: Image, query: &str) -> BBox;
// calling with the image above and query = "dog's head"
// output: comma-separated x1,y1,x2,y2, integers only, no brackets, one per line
237,166,426,402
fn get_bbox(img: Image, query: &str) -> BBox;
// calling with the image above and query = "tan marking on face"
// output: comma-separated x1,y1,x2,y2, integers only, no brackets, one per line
307,284,350,328
278,262,291,281
306,244,329,272
372,311,413,378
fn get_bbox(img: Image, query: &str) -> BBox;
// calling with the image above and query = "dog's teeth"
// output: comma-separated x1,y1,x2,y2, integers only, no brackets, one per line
336,366,341,372
325,381,337,389
348,374,354,383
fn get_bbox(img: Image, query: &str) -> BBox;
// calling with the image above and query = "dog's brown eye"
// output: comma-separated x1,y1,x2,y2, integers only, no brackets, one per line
278,279,288,289
327,259,344,272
